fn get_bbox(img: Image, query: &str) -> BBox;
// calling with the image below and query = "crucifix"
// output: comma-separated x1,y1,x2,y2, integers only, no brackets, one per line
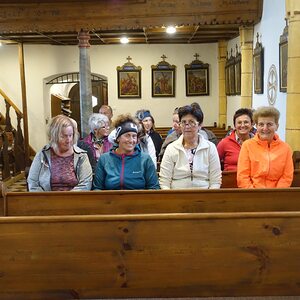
161,54,167,61
194,53,200,60
126,56,132,63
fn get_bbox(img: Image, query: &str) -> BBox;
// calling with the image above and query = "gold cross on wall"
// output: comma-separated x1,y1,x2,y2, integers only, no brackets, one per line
126,56,132,63
161,54,167,61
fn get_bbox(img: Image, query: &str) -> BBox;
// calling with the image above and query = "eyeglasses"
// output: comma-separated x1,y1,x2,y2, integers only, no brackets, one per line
257,122,276,128
180,120,199,127
100,124,110,129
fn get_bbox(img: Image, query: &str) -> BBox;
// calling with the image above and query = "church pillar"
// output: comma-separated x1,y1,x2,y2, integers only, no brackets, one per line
78,30,93,138
285,0,300,150
239,26,254,108
218,40,227,128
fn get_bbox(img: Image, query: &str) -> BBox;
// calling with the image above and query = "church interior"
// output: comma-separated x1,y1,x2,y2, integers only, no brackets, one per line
1,0,300,299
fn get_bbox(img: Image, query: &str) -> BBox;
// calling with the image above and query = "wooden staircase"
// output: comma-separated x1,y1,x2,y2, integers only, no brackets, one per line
0,88,30,189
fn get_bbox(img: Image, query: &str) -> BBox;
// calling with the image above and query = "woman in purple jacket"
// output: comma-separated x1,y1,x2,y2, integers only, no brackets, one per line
78,113,112,170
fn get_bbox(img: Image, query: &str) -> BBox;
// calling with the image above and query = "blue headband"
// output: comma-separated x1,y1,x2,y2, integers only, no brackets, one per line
136,110,152,121
115,122,138,140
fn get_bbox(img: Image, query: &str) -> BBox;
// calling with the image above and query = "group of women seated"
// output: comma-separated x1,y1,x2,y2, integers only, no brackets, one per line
27,104,294,191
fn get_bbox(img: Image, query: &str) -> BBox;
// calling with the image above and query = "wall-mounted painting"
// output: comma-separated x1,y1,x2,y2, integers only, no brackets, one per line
185,53,209,96
253,33,264,94
225,50,235,96
117,56,141,98
151,54,176,97
279,22,288,92
234,46,241,95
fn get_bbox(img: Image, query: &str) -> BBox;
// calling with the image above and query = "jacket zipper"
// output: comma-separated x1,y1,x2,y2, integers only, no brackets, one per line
120,154,125,189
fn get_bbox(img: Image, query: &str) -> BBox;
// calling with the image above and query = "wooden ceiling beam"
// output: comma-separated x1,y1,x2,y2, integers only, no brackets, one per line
0,0,263,33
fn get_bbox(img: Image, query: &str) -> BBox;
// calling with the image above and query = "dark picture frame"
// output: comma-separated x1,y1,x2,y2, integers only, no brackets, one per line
234,49,241,95
225,62,230,95
151,55,176,97
253,36,264,94
185,64,209,96
117,69,141,98
279,23,288,92
117,56,142,99
225,51,235,96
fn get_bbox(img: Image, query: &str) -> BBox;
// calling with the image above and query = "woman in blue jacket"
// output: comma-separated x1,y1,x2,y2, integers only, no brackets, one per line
92,114,159,190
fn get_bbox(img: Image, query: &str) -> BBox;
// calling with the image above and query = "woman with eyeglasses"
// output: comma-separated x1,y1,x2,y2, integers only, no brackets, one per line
217,108,254,171
78,113,112,171
159,105,221,189
237,106,293,188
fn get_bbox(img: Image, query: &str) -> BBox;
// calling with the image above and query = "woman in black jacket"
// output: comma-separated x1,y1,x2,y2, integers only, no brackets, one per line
135,109,163,169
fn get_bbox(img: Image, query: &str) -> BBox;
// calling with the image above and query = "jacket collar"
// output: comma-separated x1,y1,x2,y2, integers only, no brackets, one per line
173,134,210,152
254,133,280,146
110,144,141,158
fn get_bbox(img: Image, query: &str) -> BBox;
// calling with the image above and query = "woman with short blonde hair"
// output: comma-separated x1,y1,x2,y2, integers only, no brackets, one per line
28,115,92,191
237,106,293,188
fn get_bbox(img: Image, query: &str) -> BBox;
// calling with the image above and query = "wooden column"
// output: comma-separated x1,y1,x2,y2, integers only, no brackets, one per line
239,26,254,108
78,30,93,138
18,43,30,167
218,40,227,128
285,0,300,150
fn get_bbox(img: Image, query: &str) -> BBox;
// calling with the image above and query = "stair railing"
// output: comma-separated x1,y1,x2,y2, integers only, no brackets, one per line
0,88,26,181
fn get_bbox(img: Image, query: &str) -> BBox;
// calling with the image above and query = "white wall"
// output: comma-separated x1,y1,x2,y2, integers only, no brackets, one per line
252,0,287,140
0,43,219,150
90,44,219,128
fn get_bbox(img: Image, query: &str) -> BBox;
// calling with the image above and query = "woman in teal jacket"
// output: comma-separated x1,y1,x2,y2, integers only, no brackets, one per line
92,114,159,190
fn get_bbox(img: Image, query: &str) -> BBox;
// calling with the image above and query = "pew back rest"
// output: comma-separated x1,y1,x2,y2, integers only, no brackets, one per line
221,169,300,188
1,212,300,298
4,188,300,216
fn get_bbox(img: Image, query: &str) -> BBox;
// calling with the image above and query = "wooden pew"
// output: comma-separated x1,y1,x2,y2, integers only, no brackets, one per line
1,212,300,298
156,126,228,142
221,169,300,188
3,187,300,216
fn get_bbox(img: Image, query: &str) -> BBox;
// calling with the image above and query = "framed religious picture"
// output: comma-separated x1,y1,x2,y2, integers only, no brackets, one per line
225,61,230,95
185,53,209,96
253,33,264,94
234,46,241,95
279,21,288,92
225,50,235,95
151,55,176,97
117,56,141,98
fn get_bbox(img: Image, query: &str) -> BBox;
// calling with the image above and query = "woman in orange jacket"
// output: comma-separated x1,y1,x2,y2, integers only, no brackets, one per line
237,106,293,188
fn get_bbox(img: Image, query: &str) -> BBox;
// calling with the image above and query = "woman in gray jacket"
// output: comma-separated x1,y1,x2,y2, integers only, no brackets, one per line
27,115,92,191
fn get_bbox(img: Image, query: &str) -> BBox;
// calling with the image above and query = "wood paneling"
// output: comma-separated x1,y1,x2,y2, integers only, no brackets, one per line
0,0,263,45
4,187,300,216
1,212,300,298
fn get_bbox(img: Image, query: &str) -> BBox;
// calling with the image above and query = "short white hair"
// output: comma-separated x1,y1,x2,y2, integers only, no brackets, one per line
88,113,109,133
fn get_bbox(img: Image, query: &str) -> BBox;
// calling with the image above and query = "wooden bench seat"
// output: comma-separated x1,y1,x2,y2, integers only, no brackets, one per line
1,211,300,298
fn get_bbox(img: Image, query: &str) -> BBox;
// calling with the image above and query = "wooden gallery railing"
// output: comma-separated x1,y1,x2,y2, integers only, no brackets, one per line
0,88,25,181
